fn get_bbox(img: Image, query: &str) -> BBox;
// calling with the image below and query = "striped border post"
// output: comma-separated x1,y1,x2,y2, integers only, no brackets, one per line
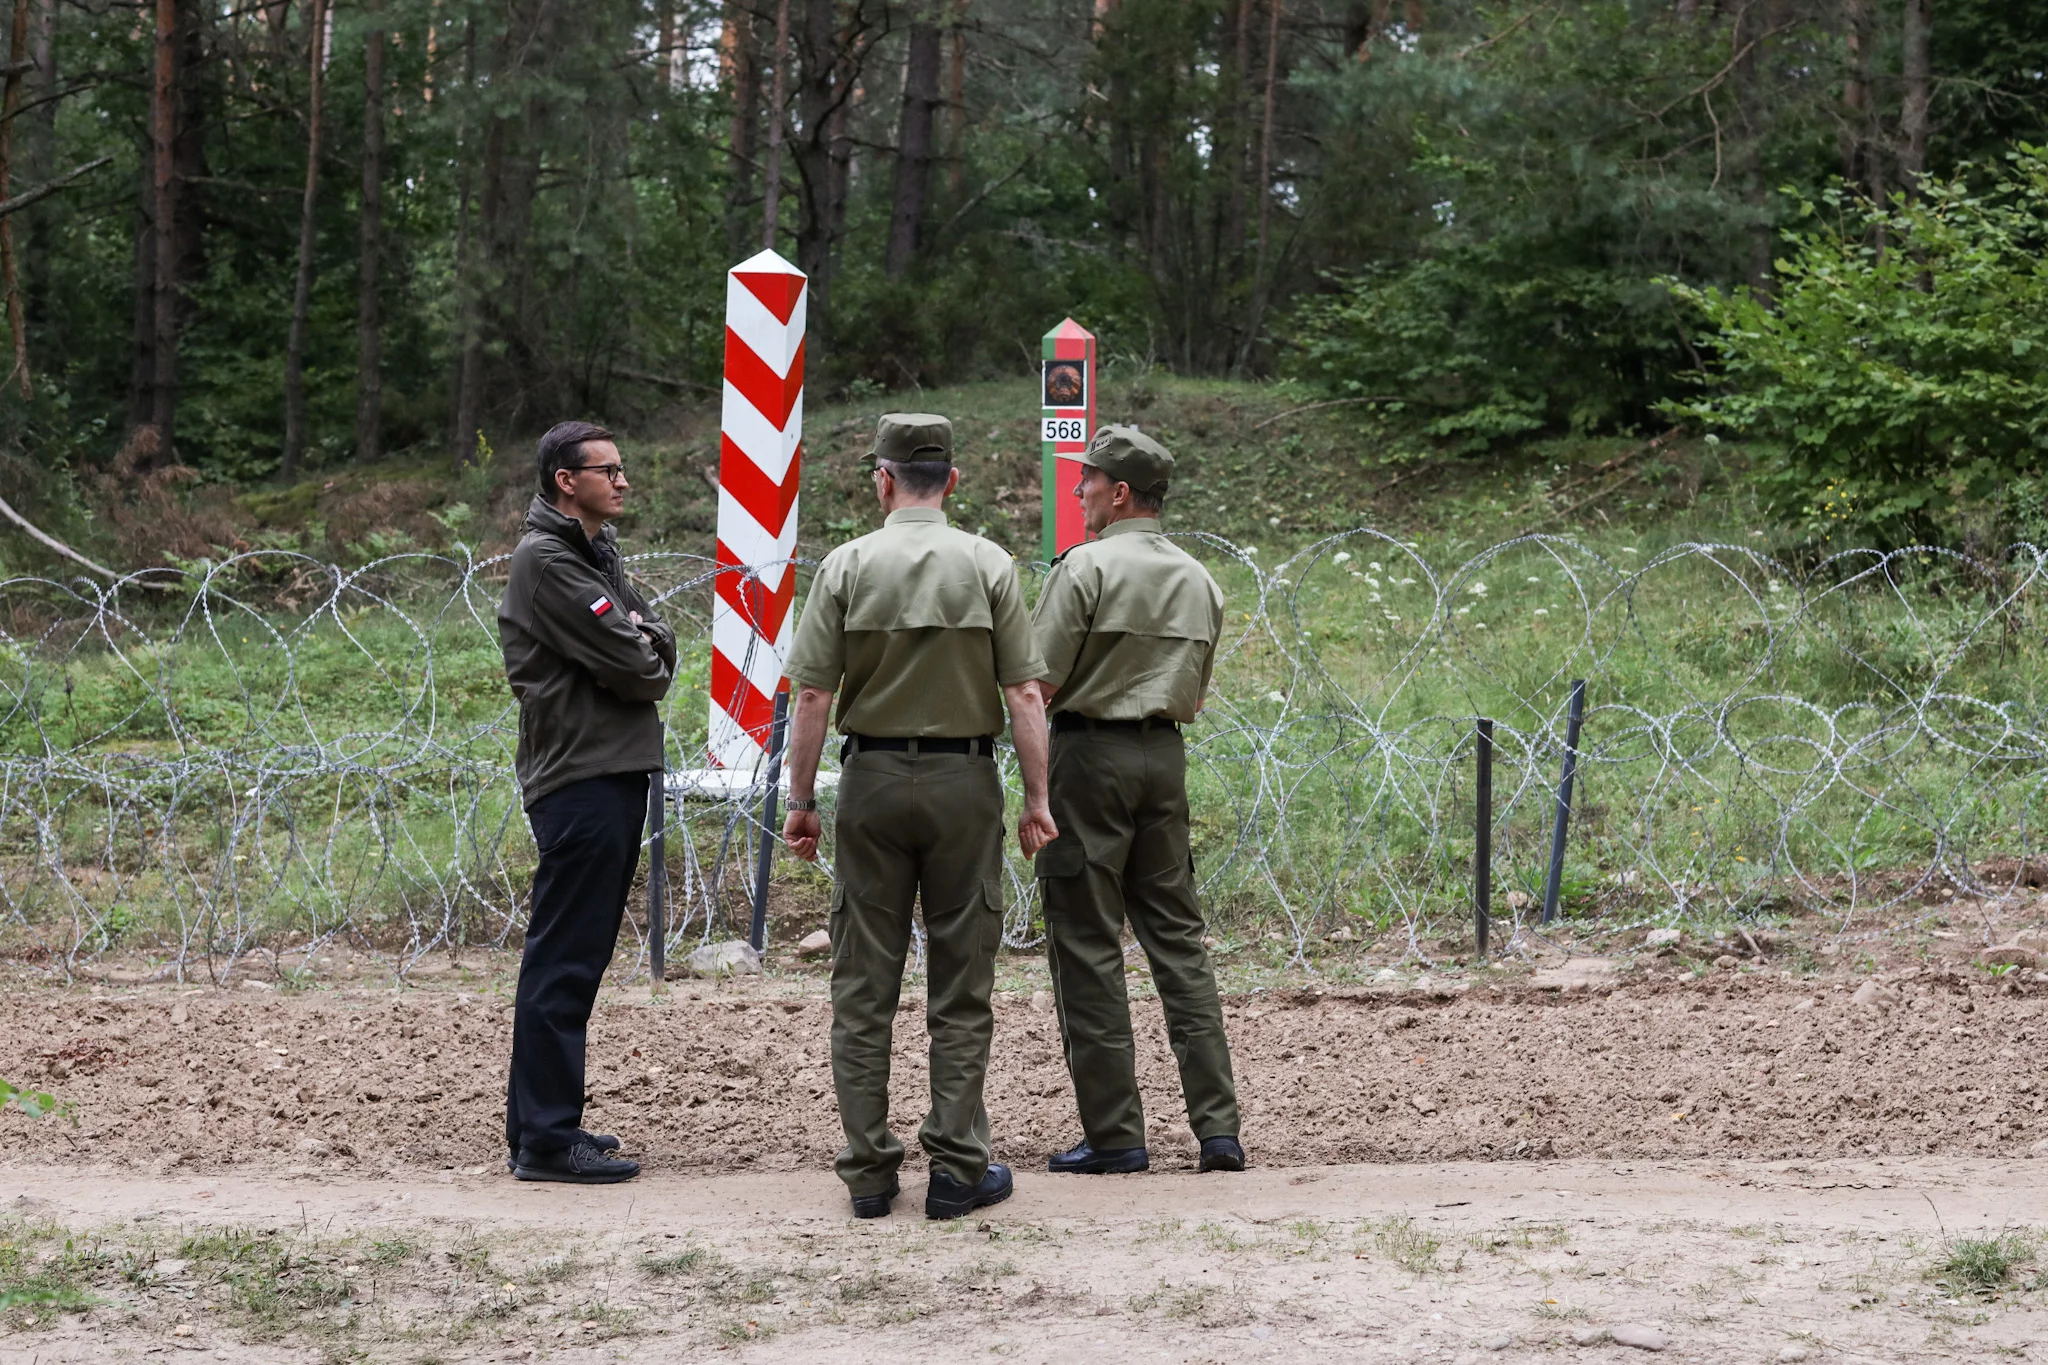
710,249,806,772
1040,318,1096,561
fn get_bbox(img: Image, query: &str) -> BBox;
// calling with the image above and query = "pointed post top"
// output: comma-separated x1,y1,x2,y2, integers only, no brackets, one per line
1046,317,1094,342
730,250,808,325
730,248,804,277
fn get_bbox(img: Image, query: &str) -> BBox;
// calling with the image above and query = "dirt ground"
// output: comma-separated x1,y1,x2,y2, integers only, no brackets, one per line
3,922,2047,1360
2,1157,2045,1362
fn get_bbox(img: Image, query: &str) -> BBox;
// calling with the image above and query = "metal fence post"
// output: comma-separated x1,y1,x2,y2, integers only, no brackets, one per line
1540,679,1587,925
1475,718,1492,957
648,769,667,994
750,689,791,955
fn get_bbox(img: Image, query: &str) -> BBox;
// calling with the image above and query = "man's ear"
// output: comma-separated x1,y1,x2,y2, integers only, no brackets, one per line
944,466,961,498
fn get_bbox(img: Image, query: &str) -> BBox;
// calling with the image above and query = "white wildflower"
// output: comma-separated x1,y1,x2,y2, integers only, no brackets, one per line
1332,551,1352,564
1467,581,1488,596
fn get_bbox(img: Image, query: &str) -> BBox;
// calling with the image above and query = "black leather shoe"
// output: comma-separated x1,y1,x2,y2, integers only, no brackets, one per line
512,1140,640,1184
925,1162,1014,1220
506,1129,620,1172
1198,1135,1246,1172
1047,1140,1149,1174
850,1179,900,1219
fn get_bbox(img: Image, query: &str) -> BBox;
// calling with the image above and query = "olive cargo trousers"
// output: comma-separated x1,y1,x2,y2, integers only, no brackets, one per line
1036,725,1239,1151
829,746,1006,1195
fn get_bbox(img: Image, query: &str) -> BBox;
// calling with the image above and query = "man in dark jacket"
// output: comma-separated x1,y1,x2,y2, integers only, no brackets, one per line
497,420,677,1184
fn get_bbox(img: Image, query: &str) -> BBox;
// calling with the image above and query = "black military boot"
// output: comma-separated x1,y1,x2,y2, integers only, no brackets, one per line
1047,1140,1150,1174
925,1163,1014,1220
1198,1136,1246,1172
850,1179,900,1219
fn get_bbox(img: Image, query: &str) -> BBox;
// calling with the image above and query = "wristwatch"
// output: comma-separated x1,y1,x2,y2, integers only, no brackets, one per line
786,797,819,812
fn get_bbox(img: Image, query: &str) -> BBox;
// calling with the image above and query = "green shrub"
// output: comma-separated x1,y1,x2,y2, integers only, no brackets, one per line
1667,148,2048,546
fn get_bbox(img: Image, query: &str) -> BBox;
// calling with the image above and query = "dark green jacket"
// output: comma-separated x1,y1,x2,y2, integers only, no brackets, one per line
498,497,677,807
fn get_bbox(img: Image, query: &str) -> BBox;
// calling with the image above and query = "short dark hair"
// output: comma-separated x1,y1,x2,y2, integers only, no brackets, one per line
878,457,952,497
1132,487,1166,513
537,421,617,499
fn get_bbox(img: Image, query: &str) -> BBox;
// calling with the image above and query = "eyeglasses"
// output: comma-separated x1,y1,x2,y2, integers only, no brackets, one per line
571,463,627,484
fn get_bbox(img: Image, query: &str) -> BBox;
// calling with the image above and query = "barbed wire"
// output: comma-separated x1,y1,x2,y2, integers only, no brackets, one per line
0,533,2041,983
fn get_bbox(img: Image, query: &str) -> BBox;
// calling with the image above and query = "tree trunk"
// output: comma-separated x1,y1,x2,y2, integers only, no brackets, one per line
1840,0,1871,185
722,0,759,262
658,3,675,92
946,3,965,196
884,21,941,277
791,0,846,345
147,0,179,459
22,0,53,331
762,0,791,251
1253,0,1282,278
1899,0,1931,196
451,116,501,465
1,0,36,396
356,8,384,463
282,0,329,480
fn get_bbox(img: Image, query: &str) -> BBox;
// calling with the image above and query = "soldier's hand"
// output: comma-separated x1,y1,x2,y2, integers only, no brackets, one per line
783,807,822,862
1017,804,1058,858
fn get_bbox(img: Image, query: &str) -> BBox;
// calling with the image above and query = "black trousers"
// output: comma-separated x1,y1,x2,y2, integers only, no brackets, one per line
505,770,649,1156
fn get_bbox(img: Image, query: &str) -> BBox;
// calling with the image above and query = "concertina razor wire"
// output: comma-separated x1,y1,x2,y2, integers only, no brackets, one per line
0,532,2042,983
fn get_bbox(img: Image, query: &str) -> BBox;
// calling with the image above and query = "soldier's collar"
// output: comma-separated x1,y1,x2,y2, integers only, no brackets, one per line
883,507,948,527
1097,516,1161,539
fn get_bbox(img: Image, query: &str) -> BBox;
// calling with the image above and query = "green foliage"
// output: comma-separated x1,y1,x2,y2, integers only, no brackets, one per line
1667,149,2048,545
0,1078,68,1122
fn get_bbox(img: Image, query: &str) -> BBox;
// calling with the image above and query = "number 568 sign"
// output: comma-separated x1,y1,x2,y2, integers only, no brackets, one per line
1041,319,1096,559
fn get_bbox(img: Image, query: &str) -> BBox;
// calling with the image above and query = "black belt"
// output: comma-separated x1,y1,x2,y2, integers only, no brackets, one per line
1052,713,1179,734
842,733,996,758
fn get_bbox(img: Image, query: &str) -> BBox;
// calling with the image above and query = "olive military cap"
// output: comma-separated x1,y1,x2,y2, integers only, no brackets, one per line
861,412,955,468
1076,423,1173,494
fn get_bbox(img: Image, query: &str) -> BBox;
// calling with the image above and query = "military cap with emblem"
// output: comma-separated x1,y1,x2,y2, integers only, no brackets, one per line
860,412,955,468
1075,423,1173,494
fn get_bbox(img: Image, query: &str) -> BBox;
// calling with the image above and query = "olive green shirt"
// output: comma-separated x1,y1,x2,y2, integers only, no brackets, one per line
785,507,1045,737
1032,517,1223,724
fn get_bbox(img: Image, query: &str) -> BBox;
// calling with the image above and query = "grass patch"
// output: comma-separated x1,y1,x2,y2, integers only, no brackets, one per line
643,1245,724,1277
1935,1230,2039,1290
1366,1217,1457,1275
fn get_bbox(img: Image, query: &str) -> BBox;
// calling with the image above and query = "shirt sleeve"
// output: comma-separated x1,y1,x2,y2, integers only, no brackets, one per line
526,556,675,703
990,556,1049,687
1028,556,1093,688
783,560,846,691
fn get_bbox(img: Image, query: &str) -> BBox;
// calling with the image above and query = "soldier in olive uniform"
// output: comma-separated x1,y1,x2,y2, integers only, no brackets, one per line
1031,424,1245,1176
781,413,1059,1221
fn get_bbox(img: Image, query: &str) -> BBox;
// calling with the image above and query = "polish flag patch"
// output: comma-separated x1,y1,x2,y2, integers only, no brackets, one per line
589,596,613,617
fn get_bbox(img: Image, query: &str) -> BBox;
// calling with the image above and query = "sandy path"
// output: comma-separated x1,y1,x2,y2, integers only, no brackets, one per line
3,1157,2045,1362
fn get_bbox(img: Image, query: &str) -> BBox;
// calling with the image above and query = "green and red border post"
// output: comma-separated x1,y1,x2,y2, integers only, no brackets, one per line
1040,318,1096,561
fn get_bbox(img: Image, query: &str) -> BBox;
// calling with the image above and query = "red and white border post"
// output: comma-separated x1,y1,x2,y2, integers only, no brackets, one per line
709,249,806,774
1040,318,1096,560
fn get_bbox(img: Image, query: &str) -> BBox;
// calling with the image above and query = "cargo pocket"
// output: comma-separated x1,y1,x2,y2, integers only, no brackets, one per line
982,877,1008,955
1033,836,1087,881
827,883,848,968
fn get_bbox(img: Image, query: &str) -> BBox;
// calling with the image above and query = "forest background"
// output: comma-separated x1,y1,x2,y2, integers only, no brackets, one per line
0,0,2041,568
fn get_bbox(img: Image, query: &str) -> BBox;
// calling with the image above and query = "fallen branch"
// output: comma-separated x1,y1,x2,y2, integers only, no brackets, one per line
1252,396,1424,430
0,490,122,579
1541,426,1683,502
612,365,714,395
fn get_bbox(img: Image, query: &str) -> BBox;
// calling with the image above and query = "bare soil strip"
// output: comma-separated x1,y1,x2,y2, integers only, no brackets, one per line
3,1157,2045,1362
2,968,2041,1176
